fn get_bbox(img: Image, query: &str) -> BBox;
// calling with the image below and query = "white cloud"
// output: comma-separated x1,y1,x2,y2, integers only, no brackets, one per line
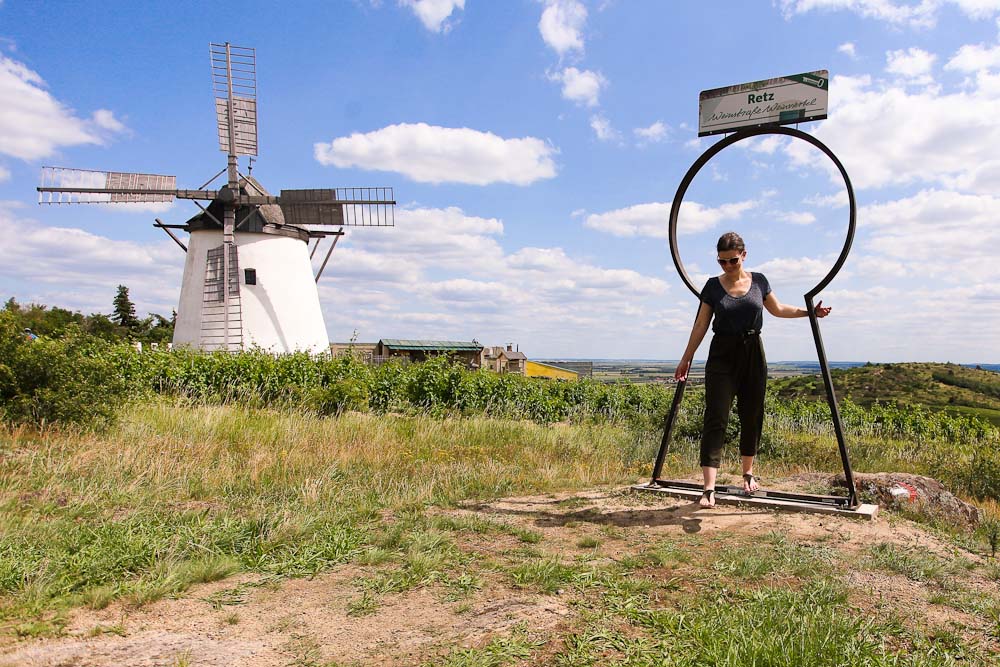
0,203,182,315
885,47,936,81
851,255,910,279
941,159,1000,192
312,205,672,348
784,73,1000,191
740,135,785,155
751,255,840,287
399,0,465,32
91,109,126,133
506,247,668,297
314,123,558,186
951,0,1000,19
803,191,850,208
336,206,667,299
633,121,669,144
346,206,506,275
589,114,621,142
2,199,672,354
838,42,857,58
538,0,587,57
584,199,758,239
425,278,504,303
549,67,606,107
0,54,125,161
684,136,704,150
776,211,817,225
0,165,9,183
973,68,1000,95
322,246,424,285
777,0,1000,27
860,189,1000,282
945,41,1000,71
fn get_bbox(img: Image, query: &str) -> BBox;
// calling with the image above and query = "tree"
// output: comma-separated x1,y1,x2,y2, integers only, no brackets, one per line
134,312,174,345
112,285,138,330
84,313,123,341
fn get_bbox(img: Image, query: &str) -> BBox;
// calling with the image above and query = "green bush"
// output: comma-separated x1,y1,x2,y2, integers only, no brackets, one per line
0,313,128,429
3,316,998,466
310,378,370,416
964,444,1000,500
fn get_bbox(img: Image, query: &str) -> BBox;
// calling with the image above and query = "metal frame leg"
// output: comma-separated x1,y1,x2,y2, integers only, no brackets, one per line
648,380,687,484
805,296,859,508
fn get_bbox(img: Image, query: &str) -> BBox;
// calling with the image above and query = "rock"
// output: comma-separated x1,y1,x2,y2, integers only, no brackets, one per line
831,472,980,528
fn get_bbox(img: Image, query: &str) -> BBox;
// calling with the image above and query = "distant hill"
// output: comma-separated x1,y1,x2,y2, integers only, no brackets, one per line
770,362,1000,426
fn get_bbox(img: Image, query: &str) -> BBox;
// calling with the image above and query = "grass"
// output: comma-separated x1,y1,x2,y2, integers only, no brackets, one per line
507,559,594,594
709,532,837,581
626,580,962,666
771,361,1000,426
430,624,542,667
866,543,959,584
1,399,1000,663
0,401,643,622
86,619,126,637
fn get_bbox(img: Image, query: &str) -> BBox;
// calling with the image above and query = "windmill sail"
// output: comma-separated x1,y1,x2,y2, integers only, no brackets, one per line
210,43,258,157
279,187,395,227
38,167,177,204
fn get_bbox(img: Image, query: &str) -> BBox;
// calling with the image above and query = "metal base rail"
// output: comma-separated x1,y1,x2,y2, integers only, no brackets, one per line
645,478,852,508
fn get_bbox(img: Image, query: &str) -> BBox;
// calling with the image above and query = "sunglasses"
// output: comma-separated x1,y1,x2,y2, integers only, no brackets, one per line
716,255,743,266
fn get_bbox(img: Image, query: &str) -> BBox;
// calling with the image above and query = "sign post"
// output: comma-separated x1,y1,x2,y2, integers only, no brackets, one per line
698,70,828,137
637,71,870,516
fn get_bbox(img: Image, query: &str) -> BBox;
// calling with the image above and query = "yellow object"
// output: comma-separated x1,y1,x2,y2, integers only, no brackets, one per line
525,360,578,380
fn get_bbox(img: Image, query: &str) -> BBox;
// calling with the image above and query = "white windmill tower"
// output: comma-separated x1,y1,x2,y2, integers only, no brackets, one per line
37,42,395,353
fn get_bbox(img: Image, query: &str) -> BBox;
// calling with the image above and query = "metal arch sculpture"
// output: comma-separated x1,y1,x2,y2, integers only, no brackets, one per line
668,126,855,299
650,125,859,509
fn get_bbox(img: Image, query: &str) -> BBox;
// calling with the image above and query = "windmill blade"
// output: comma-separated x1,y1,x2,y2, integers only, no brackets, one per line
210,42,258,157
38,167,178,204
278,188,395,227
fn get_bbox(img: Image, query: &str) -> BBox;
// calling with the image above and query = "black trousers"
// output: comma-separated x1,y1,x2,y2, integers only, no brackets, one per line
700,333,767,468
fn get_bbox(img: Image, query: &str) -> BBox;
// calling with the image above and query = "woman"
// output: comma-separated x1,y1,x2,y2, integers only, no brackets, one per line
674,232,831,508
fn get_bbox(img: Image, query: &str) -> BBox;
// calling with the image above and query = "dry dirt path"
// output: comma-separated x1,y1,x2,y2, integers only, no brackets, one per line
1,483,990,666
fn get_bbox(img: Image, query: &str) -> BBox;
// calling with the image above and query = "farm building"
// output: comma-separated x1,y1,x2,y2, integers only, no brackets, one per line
526,360,578,380
499,346,527,374
484,344,527,374
374,339,484,368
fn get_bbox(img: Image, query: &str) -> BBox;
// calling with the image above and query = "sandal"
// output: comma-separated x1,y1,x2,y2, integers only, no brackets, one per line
742,473,760,495
699,488,716,508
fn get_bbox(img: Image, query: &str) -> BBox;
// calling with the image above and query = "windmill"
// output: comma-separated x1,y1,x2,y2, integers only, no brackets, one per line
37,42,395,353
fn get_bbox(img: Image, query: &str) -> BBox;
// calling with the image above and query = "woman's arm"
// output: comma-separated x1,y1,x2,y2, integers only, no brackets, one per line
763,293,832,319
675,302,713,381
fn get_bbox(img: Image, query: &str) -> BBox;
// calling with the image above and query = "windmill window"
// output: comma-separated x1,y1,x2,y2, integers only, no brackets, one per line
245,268,257,285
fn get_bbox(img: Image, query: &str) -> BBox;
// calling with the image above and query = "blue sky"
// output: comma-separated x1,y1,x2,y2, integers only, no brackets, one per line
1,0,999,362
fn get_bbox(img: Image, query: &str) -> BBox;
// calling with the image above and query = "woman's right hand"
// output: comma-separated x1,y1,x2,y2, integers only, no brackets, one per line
675,359,691,382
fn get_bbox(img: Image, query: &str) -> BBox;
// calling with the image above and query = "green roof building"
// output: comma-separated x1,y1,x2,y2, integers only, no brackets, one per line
375,339,483,367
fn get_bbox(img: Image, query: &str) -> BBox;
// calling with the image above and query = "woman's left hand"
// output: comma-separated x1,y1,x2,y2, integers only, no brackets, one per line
815,300,832,318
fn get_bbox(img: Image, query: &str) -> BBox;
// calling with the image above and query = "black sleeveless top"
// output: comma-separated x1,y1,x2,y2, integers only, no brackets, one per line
700,273,771,335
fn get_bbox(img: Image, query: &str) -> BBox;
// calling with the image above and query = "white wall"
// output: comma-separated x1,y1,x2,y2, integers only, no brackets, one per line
173,230,330,353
